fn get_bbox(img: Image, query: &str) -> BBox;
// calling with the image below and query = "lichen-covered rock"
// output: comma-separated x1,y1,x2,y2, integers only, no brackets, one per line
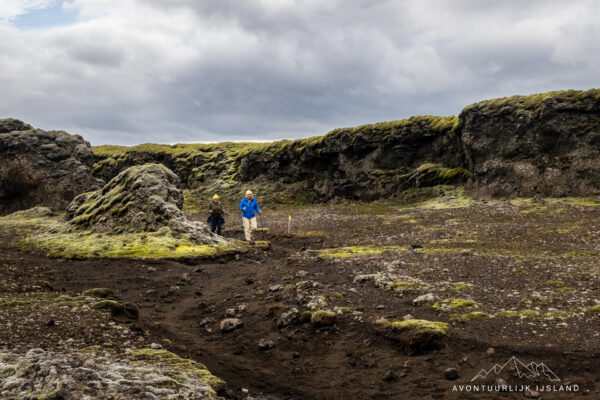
0,119,103,215
65,163,222,244
0,347,225,399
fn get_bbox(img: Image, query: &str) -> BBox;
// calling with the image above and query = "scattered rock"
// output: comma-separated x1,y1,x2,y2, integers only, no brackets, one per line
220,318,243,332
382,370,396,381
225,308,236,317
258,338,274,350
486,347,495,356
413,293,435,306
444,368,459,380
524,388,540,398
277,307,300,328
269,284,282,292
495,378,508,391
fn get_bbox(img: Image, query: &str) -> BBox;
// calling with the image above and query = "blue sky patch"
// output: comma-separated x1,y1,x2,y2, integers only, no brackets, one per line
13,1,79,30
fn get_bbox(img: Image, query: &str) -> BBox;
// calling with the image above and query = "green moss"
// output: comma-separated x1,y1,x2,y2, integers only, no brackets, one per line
315,245,403,258
0,299,32,308
323,291,343,299
585,305,600,312
265,302,284,317
387,281,422,290
82,288,114,298
301,311,313,322
451,312,490,322
296,230,328,237
415,163,470,184
0,210,233,260
130,348,225,394
433,298,481,309
92,300,139,319
494,309,540,318
463,88,600,116
310,310,336,326
446,282,474,291
376,318,450,335
543,310,573,319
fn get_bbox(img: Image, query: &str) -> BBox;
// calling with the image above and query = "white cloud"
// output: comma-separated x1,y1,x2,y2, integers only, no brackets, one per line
1,0,599,145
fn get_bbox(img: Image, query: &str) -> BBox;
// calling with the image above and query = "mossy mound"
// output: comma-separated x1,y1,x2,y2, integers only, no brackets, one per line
376,318,450,354
433,298,481,310
92,300,139,320
66,163,223,244
310,310,336,326
82,288,114,298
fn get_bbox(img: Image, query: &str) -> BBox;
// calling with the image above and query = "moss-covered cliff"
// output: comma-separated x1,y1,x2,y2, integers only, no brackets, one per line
3,88,600,213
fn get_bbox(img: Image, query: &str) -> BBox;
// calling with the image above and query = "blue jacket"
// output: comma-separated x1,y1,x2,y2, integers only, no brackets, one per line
239,197,260,218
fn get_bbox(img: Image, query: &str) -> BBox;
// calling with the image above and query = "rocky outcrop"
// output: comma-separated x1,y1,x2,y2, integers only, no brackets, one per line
5,89,600,210
239,116,467,201
459,88,600,198
0,119,103,215
66,163,221,244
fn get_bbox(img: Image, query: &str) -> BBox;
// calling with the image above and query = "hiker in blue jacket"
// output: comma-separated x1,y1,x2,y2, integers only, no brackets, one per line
239,190,261,242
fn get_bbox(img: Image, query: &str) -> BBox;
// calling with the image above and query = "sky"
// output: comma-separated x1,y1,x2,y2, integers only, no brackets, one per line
0,0,599,145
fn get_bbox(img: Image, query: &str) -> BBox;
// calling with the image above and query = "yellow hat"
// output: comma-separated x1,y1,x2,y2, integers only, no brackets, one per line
213,194,219,200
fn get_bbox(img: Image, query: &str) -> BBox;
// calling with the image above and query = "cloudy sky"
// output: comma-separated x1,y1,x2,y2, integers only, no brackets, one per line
0,0,598,145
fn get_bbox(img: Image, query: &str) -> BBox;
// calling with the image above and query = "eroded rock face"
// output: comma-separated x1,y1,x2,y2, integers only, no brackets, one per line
0,119,103,215
65,163,220,243
239,116,466,202
459,89,600,198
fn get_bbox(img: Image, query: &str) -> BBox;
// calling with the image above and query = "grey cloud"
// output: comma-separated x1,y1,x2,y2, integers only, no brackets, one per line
1,0,599,145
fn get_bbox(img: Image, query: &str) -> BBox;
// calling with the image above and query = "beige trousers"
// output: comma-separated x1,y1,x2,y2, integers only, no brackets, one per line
243,217,257,241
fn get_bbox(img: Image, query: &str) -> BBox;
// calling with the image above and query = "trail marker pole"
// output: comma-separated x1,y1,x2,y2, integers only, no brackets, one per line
288,215,291,235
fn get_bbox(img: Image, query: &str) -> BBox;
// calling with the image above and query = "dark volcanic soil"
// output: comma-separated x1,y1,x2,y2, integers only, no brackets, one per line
2,198,600,399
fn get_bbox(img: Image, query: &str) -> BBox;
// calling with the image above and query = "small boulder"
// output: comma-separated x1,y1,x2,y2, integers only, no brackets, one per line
277,307,300,328
495,378,508,391
524,388,540,398
83,288,114,298
220,318,243,332
413,293,435,306
92,300,139,320
444,368,459,380
310,310,336,326
382,370,395,381
258,338,274,350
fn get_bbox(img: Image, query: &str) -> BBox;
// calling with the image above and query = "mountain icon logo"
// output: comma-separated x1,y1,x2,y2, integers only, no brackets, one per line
471,356,561,382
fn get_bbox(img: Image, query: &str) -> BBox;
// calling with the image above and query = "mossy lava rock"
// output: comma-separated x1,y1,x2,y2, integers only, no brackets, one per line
0,119,103,215
66,163,221,243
